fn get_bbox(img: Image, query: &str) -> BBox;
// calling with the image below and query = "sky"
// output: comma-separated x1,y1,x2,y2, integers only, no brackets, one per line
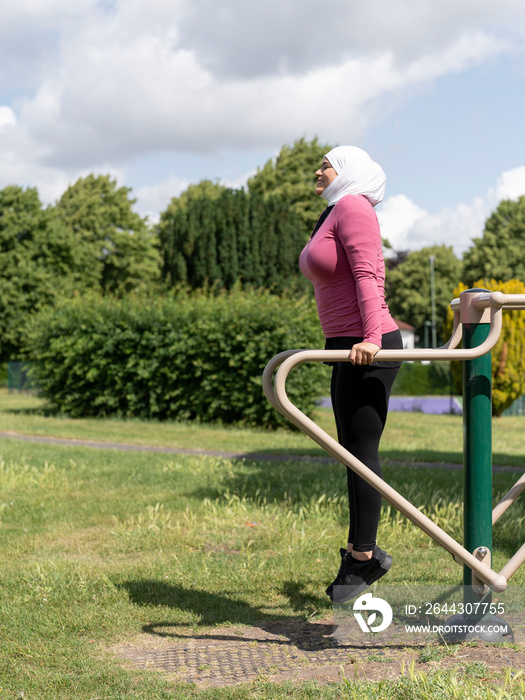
1,0,525,256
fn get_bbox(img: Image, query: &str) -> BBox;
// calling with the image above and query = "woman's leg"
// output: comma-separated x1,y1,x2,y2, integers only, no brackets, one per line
330,364,354,554
331,362,399,552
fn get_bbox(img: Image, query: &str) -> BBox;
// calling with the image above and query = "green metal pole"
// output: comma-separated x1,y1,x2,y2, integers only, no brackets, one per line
444,289,512,642
462,317,492,589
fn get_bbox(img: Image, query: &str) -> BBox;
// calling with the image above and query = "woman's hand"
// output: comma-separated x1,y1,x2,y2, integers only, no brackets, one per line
349,342,380,366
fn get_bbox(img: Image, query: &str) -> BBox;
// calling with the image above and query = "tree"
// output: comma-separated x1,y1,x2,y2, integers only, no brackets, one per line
463,196,525,287
157,180,228,286
55,174,161,294
446,279,525,417
385,249,409,272
157,184,307,293
0,186,81,360
386,245,462,342
247,137,334,238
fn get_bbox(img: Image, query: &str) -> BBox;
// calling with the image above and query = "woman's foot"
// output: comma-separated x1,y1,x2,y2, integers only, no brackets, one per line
326,545,393,602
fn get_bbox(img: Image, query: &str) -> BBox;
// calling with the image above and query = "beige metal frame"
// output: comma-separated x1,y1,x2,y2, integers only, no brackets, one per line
263,291,525,593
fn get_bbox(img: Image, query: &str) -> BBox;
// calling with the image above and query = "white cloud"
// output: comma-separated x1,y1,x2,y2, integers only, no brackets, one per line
176,0,525,78
380,167,525,256
0,115,128,204
405,202,487,254
0,119,63,200
221,168,256,192
490,166,525,203
1,0,525,222
135,174,190,224
14,26,514,171
0,106,16,129
377,195,427,250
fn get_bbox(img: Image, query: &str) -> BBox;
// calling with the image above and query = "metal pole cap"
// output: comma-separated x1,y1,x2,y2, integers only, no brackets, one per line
460,288,492,324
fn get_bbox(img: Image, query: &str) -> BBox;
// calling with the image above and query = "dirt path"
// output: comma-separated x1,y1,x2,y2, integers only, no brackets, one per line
0,429,522,474
116,617,525,687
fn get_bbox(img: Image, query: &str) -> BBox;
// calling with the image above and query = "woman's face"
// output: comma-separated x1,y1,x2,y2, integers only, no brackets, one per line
314,158,338,196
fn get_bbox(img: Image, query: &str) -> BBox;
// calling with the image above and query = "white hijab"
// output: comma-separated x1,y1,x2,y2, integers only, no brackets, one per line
321,146,386,207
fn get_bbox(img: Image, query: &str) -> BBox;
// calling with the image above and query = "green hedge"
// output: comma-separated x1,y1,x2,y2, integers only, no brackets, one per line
391,361,453,396
24,289,327,428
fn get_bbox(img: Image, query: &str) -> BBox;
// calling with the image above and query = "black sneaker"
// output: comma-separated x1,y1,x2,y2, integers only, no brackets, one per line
328,545,393,603
326,548,348,597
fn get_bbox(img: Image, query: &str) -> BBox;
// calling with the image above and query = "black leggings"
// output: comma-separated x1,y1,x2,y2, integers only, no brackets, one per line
327,330,402,552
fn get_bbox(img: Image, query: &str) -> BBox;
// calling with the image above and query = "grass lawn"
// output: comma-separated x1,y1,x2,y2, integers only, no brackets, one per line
1,391,525,697
2,389,525,467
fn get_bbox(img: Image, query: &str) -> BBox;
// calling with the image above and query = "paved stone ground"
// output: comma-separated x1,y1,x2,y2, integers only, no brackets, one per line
116,617,525,687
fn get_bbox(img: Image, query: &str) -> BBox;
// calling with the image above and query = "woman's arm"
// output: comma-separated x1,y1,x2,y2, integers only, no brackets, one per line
336,196,384,350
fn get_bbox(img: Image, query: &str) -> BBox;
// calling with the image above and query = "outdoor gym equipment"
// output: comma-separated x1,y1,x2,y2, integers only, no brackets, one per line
263,289,525,639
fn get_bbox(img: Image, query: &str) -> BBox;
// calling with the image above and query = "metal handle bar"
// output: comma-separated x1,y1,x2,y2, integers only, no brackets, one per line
262,297,512,592
263,304,502,419
263,363,507,592
451,291,525,312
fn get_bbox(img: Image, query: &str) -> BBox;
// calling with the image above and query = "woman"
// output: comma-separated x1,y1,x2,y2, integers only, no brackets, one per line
299,146,402,603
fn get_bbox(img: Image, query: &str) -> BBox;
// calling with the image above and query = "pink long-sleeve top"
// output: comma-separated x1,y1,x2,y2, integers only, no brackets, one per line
299,194,398,346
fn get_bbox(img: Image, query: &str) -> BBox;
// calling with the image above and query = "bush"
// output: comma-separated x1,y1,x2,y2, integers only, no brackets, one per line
446,279,525,417
24,288,327,428
391,361,453,396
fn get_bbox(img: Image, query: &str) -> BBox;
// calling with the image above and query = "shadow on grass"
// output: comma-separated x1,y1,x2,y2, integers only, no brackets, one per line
117,580,424,652
189,454,467,515
231,448,333,460
190,454,345,506
119,578,417,652
119,579,329,627
280,580,326,614
4,404,61,417
381,449,463,465
383,448,524,469
119,578,342,650
235,447,522,466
